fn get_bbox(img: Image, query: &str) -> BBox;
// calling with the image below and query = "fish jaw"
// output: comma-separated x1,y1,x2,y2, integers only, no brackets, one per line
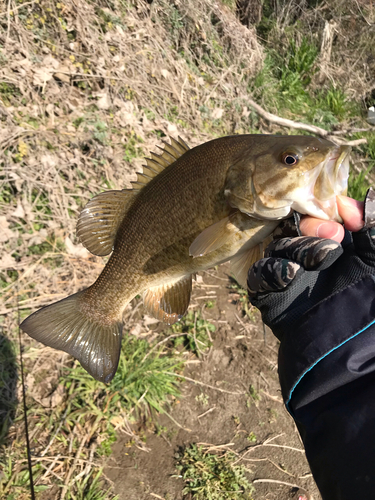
290,145,351,222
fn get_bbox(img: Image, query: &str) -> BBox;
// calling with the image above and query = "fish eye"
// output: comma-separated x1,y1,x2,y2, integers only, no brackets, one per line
281,152,299,166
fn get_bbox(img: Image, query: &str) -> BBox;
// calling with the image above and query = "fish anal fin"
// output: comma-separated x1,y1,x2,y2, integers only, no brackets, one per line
143,275,193,325
77,189,134,256
20,290,122,383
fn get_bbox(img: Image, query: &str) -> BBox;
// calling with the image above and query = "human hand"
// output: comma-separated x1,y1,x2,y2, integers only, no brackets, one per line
299,195,364,241
247,189,375,339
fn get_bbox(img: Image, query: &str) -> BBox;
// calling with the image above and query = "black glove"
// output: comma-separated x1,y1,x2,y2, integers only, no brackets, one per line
248,189,375,341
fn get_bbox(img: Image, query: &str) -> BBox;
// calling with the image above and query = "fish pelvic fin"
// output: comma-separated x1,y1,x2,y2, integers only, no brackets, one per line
20,290,122,383
230,234,274,289
132,136,190,192
143,275,192,325
77,189,135,256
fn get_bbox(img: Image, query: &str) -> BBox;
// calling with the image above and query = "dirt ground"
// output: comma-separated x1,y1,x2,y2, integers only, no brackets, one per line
105,263,321,500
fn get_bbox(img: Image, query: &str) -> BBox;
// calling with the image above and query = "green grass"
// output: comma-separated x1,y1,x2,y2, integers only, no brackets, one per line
229,281,257,321
175,444,254,499
348,132,375,199
251,36,361,129
63,335,184,423
1,2,374,498
170,311,214,358
0,335,184,498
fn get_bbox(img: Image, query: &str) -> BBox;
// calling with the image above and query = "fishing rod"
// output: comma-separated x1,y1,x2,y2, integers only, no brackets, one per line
17,283,35,500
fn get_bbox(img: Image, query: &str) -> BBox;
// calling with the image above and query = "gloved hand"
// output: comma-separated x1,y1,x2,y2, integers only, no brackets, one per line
247,188,375,500
247,188,375,341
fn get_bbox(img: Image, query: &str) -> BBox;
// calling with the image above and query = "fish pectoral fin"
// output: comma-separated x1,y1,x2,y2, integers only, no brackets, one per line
230,235,273,289
143,275,193,325
20,290,122,383
77,190,135,256
189,215,241,258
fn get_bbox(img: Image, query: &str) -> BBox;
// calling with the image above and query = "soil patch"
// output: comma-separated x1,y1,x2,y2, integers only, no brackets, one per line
105,263,321,500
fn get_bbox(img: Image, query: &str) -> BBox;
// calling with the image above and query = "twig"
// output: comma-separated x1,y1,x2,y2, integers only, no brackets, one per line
197,442,235,451
38,461,64,482
0,0,35,17
197,406,216,419
330,127,373,135
165,372,245,395
38,454,61,482
40,407,69,457
6,0,11,43
234,313,253,335
244,456,295,477
354,0,373,26
261,389,283,404
246,97,330,136
232,434,304,466
263,443,305,453
141,333,185,363
60,434,87,500
71,443,97,484
164,410,191,432
245,97,368,146
253,478,301,488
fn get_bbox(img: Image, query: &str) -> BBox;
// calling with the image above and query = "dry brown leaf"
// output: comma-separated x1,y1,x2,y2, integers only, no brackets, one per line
0,254,17,269
12,201,25,219
97,93,111,110
212,108,224,120
32,68,54,87
0,216,16,243
161,69,171,78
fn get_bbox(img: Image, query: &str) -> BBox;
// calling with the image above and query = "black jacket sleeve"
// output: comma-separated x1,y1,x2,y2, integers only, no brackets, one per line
278,275,375,499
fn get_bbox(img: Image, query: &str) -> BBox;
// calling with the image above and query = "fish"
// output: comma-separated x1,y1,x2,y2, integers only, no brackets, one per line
21,134,351,382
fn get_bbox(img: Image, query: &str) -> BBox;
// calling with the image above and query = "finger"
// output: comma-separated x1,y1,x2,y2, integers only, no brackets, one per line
265,236,343,270
336,195,364,232
247,257,301,298
299,217,345,242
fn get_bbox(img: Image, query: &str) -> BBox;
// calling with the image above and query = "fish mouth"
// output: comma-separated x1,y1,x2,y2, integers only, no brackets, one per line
291,145,351,222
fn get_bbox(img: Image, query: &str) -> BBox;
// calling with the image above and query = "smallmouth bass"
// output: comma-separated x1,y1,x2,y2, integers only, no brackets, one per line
21,134,350,382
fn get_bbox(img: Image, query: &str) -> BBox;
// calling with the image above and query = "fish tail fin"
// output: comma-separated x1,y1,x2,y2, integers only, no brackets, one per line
20,289,123,383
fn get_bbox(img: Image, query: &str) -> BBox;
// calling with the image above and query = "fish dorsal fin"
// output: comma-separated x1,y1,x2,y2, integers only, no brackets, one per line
77,189,134,256
143,275,193,325
131,136,190,192
230,234,273,289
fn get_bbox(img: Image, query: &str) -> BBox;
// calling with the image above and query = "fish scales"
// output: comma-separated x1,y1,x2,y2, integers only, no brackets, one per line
90,136,253,309
21,134,351,382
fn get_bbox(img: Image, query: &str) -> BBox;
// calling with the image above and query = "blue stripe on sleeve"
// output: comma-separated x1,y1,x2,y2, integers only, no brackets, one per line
286,318,375,413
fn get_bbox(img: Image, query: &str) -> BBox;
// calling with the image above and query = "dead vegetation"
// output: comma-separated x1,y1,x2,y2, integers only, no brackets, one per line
0,0,374,498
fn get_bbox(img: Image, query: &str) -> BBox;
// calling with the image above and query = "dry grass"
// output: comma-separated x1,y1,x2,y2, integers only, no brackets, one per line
0,0,374,498
0,2,264,495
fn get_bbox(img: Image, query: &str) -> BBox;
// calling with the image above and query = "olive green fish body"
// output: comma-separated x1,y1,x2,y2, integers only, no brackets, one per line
21,134,351,382
88,137,259,299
